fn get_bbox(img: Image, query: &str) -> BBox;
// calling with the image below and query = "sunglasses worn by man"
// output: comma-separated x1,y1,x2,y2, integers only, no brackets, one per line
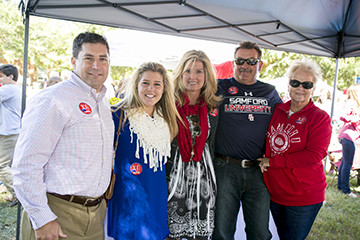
289,79,314,89
234,58,259,66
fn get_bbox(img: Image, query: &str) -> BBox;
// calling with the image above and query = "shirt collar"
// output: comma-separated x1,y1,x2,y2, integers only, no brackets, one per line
68,71,107,100
279,99,315,113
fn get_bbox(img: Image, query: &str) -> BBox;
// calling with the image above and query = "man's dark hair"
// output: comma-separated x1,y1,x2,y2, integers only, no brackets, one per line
0,64,19,82
72,32,110,59
234,41,262,60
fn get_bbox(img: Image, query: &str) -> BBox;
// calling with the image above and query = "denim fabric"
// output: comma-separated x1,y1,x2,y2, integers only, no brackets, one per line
270,201,323,240
212,157,272,240
338,138,355,194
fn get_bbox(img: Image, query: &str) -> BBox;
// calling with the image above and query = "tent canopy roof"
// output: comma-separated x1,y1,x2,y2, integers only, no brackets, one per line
23,0,360,58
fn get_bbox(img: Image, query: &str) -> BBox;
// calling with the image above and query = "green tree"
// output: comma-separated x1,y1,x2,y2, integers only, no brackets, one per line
260,49,360,90
0,0,127,83
0,0,27,70
110,66,136,82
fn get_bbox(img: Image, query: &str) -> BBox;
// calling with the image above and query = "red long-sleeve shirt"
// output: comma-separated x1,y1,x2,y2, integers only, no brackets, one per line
263,100,332,206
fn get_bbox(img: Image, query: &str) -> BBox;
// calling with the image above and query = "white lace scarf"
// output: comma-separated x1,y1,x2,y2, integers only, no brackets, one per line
128,110,171,172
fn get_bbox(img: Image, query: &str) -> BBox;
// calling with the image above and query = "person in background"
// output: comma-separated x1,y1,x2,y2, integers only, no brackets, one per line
337,84,360,198
45,76,63,87
213,41,282,240
107,62,179,240
0,64,21,207
258,58,332,240
12,32,114,240
166,50,221,240
315,88,332,116
104,75,116,99
60,69,71,81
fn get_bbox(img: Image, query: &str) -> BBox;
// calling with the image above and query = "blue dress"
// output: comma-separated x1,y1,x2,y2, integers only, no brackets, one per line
107,111,169,240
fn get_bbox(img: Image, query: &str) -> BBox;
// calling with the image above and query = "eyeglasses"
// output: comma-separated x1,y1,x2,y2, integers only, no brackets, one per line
188,115,201,137
234,58,259,66
289,79,314,89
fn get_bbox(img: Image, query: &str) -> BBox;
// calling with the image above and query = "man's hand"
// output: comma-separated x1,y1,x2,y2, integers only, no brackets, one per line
35,220,67,240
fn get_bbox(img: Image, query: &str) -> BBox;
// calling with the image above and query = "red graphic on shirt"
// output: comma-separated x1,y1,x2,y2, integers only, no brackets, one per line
130,163,142,175
79,103,92,114
296,116,307,124
210,109,218,117
228,86,239,95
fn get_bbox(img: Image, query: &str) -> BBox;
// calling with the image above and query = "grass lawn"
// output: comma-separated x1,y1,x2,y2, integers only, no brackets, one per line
0,174,359,240
0,191,17,240
307,175,360,240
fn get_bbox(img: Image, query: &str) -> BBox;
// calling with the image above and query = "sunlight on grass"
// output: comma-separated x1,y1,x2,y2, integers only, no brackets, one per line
307,175,360,240
0,174,358,240
0,192,17,240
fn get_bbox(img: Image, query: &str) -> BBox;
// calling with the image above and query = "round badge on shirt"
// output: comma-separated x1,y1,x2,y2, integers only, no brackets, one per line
130,163,142,175
228,86,239,95
296,116,307,124
210,109,219,117
79,103,92,114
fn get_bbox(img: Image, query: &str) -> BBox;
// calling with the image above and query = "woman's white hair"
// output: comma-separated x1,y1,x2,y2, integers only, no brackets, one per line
285,58,322,86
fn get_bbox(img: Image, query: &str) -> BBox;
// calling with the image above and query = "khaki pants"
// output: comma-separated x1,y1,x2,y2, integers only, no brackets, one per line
0,134,18,199
21,193,106,240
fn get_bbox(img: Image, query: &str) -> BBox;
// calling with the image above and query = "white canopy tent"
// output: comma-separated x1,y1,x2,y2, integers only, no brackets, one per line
15,1,360,239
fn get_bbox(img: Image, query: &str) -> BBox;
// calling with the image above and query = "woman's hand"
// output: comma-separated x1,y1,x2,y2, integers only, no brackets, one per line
257,157,270,173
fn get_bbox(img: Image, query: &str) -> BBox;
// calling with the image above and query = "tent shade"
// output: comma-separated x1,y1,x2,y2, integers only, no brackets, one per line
23,0,360,58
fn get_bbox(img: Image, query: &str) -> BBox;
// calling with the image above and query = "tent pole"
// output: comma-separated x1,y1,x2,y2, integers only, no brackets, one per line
16,10,30,240
330,58,340,122
21,13,29,114
326,58,340,173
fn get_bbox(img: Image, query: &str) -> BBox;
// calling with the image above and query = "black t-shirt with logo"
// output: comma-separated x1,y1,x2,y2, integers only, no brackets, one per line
215,77,282,161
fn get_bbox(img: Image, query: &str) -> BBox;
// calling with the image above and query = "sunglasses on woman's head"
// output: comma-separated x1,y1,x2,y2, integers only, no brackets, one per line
234,58,259,66
289,79,314,89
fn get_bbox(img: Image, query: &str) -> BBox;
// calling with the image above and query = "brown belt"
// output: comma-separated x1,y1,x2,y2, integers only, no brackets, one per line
49,193,104,207
215,153,259,168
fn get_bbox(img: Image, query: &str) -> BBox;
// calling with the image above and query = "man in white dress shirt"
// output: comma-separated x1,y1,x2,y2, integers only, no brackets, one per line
12,32,114,240
0,64,21,207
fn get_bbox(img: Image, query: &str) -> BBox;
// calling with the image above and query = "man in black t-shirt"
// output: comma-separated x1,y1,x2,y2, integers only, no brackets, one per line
212,41,282,240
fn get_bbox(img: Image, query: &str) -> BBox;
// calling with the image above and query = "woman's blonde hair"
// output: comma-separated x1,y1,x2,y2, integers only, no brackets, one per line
113,62,179,139
347,84,360,110
319,88,331,101
172,50,222,112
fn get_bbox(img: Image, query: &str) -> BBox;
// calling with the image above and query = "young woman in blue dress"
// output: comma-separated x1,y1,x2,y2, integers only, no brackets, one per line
107,62,179,240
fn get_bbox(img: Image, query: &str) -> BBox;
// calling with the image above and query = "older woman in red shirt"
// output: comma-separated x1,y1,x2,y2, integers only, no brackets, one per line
258,58,332,240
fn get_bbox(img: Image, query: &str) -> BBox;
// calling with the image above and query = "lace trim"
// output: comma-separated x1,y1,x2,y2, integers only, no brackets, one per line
128,110,171,171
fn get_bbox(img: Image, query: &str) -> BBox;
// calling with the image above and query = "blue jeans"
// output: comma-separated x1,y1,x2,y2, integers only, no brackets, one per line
338,138,355,194
270,201,323,240
212,157,272,240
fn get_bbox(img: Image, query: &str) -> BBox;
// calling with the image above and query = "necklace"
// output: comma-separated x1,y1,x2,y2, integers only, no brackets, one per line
186,114,201,161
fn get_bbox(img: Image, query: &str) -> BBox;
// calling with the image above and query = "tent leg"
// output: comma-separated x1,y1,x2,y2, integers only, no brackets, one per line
16,11,30,240
326,58,340,174
330,58,339,122
21,12,29,113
